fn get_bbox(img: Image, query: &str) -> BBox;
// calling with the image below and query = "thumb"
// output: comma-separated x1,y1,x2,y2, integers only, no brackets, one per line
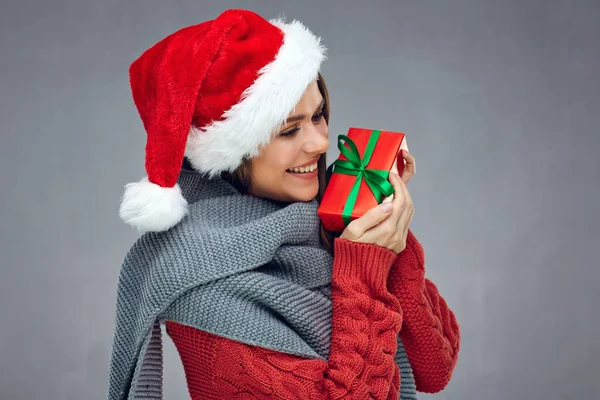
352,201,393,233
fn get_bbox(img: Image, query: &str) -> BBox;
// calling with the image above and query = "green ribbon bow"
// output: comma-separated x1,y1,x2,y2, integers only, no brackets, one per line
326,130,396,226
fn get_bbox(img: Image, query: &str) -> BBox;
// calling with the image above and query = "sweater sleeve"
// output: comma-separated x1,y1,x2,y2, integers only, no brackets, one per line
165,238,404,400
386,229,461,393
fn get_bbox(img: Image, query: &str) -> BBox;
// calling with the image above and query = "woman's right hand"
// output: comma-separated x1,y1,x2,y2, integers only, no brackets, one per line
339,171,414,254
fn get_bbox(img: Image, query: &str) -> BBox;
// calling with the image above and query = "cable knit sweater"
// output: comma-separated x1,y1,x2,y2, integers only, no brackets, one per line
166,230,460,399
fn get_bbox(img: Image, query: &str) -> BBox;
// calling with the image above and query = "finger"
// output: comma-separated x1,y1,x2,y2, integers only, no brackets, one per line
363,172,406,239
393,172,411,227
400,149,415,183
348,201,394,236
396,186,414,239
397,196,414,239
405,207,414,245
389,172,408,222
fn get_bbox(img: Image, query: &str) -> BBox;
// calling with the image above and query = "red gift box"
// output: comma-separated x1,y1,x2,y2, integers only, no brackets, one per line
318,127,409,232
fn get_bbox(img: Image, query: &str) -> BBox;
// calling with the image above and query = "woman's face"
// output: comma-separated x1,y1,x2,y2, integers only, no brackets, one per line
249,80,329,203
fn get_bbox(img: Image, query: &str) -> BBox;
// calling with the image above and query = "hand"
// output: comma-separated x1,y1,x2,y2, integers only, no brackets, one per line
339,170,415,254
399,149,415,184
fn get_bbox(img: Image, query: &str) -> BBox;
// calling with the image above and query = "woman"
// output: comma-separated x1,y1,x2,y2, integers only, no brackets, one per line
108,9,460,400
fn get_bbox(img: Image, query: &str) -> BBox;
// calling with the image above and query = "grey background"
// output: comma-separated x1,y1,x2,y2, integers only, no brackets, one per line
1,0,598,399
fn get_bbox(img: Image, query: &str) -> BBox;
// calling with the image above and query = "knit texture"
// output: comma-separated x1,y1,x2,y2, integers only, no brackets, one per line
107,162,417,400
161,231,461,399
388,230,461,393
166,238,404,399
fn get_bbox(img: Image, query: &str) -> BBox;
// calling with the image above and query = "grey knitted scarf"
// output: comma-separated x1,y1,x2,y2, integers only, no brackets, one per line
107,162,417,399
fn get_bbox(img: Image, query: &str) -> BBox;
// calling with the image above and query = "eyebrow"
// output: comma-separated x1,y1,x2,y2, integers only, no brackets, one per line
285,98,325,123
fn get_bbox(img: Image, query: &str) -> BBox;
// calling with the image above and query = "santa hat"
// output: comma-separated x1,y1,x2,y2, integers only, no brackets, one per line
118,9,327,233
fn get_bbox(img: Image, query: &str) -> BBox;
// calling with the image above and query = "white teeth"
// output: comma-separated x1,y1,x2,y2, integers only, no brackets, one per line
287,162,318,173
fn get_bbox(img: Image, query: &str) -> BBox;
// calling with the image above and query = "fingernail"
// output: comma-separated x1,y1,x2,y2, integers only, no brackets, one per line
380,202,393,212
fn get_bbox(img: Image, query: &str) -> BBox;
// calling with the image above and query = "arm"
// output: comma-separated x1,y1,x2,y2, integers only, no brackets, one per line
387,229,461,393
166,239,404,400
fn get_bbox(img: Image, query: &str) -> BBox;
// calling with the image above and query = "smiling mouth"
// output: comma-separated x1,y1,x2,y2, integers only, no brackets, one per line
286,161,318,174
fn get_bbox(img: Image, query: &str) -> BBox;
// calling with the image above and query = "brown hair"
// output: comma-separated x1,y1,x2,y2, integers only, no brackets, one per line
220,73,338,254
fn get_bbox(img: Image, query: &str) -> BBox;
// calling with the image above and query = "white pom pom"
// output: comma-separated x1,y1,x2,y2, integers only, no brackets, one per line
119,177,188,233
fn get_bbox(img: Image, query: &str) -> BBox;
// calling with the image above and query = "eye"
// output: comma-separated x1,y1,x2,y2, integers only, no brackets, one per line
312,110,324,122
279,127,299,138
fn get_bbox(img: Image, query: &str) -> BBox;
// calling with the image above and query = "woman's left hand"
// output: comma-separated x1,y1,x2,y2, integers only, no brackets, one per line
400,149,415,184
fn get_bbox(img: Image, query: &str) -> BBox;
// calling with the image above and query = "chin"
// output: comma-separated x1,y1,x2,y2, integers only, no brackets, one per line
292,187,319,202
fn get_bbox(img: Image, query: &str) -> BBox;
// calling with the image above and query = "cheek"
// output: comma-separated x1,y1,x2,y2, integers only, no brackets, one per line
252,151,289,184
317,120,329,139
275,145,302,171
255,140,306,183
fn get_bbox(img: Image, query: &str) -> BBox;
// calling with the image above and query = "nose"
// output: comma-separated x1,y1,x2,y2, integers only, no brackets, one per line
303,123,329,155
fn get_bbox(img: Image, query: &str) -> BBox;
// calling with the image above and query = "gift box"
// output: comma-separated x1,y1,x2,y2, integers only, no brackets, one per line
318,127,409,232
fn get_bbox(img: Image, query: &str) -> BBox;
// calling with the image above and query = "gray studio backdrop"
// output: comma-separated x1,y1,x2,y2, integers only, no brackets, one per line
1,1,598,399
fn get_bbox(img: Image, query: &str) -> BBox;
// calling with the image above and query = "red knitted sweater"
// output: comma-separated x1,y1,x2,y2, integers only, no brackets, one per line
165,230,460,399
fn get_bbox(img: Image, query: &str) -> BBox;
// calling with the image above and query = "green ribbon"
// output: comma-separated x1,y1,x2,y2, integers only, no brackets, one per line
326,130,395,226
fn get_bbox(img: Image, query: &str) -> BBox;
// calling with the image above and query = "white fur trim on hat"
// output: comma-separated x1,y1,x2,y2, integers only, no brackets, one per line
119,177,188,233
184,18,327,177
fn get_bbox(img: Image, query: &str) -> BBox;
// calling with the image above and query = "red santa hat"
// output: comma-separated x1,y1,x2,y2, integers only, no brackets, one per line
118,9,327,232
